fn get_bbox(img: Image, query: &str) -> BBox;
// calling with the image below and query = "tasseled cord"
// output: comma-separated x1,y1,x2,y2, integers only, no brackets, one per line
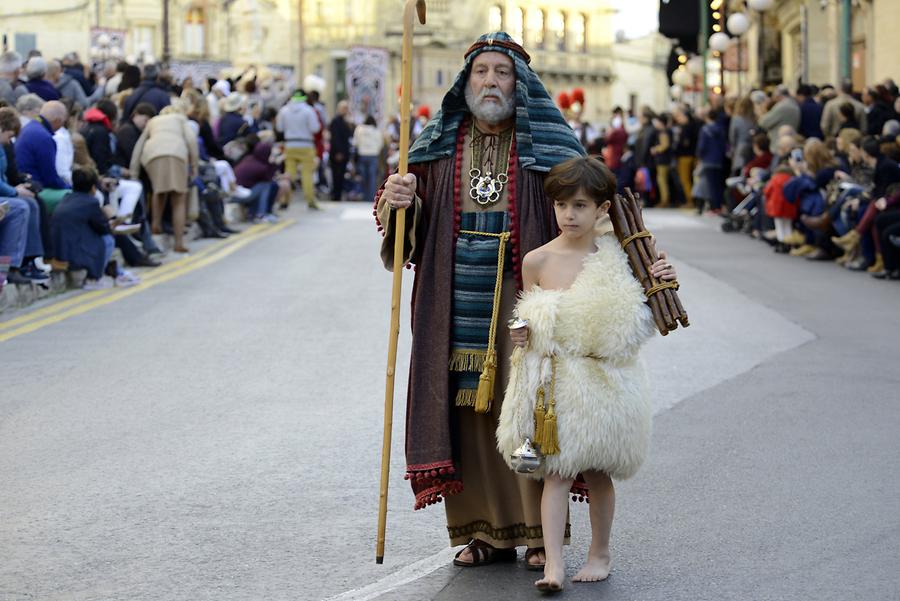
533,358,560,455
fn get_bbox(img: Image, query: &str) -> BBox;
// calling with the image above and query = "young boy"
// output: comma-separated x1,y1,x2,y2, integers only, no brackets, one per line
498,156,676,592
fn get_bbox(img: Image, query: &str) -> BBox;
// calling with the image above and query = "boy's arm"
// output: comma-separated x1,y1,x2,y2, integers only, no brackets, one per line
521,250,542,292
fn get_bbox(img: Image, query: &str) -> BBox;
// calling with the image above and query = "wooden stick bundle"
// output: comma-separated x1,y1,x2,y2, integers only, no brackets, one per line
609,188,689,336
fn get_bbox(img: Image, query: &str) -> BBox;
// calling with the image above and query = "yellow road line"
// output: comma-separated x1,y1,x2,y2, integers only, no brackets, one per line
0,223,268,331
0,219,294,343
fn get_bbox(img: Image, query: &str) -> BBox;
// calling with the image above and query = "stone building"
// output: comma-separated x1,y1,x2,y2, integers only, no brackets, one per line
724,0,898,92
1,0,621,120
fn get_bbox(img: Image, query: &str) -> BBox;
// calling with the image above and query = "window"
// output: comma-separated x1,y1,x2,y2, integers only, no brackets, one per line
184,8,205,56
571,13,587,53
510,7,525,45
528,9,545,50
14,33,37,56
133,25,155,58
488,5,503,32
548,9,566,51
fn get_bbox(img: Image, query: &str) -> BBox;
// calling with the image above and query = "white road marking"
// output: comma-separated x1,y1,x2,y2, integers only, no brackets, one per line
322,547,459,601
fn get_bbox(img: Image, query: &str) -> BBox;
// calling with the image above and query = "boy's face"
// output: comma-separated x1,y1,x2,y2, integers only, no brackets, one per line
553,189,610,238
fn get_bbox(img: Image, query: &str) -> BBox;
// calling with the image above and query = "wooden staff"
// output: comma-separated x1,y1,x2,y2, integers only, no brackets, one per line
376,0,426,565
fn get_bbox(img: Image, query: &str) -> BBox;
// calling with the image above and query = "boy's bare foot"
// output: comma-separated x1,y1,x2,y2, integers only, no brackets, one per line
572,553,611,582
534,561,565,592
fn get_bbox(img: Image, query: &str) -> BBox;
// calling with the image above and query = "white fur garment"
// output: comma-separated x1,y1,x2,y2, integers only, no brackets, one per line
497,233,657,481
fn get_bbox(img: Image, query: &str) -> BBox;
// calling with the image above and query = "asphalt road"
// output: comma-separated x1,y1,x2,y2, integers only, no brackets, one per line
1,203,897,601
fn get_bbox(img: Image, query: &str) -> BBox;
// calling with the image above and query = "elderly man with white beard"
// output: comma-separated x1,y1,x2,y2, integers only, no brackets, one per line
373,32,587,570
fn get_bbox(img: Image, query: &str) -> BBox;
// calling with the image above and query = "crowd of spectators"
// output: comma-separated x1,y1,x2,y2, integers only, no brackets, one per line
0,49,392,295
584,79,900,281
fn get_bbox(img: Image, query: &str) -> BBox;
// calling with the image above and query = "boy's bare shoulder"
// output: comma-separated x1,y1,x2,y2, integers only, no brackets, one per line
522,242,555,270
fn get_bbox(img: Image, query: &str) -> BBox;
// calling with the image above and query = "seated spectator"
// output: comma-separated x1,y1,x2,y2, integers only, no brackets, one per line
764,151,801,253
0,107,47,284
82,99,145,228
0,51,28,107
122,63,171,118
15,93,44,128
130,103,198,253
783,146,829,259
23,57,61,102
48,59,103,108
16,100,71,216
115,102,156,172
51,167,139,290
1,106,49,281
869,185,900,279
53,98,80,186
112,64,142,115
863,86,894,138
217,93,252,148
832,136,900,273
233,140,280,222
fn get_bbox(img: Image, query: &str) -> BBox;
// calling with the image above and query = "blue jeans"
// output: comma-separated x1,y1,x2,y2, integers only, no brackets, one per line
102,234,115,271
0,197,29,268
240,182,277,218
357,156,379,205
703,167,724,210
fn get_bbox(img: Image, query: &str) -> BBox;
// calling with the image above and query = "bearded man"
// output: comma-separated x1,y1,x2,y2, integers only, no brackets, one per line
376,32,673,569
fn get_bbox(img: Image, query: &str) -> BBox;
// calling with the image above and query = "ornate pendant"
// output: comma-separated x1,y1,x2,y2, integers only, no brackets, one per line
469,168,509,206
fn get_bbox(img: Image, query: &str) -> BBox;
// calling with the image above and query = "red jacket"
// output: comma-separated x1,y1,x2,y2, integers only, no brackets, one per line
764,170,797,219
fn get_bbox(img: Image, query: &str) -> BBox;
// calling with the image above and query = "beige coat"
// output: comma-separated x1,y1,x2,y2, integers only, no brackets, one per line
130,113,199,176
821,93,867,138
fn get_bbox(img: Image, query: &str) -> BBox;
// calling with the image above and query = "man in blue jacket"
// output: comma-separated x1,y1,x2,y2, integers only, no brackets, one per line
796,84,824,140
696,107,727,213
15,100,70,214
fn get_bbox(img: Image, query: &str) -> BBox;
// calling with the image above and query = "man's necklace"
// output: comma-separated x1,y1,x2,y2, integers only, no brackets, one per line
469,124,513,206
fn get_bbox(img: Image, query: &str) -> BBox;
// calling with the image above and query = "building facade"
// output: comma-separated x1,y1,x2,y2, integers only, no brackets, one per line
725,0,898,92
1,0,624,120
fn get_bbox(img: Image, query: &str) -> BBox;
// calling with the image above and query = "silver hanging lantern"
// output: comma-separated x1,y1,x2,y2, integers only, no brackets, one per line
510,438,543,474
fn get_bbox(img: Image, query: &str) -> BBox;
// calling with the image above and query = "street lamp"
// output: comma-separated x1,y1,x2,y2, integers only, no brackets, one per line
727,12,750,95
748,0,774,88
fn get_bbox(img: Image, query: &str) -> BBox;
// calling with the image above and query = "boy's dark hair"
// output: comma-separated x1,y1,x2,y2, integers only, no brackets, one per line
838,102,854,120
861,135,881,160
752,132,770,151
0,106,21,136
72,166,99,193
544,156,617,206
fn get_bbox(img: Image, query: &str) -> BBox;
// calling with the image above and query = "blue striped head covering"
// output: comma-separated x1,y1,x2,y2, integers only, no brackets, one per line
407,31,585,172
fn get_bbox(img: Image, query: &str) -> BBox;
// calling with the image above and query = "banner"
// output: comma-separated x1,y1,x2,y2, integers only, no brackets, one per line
346,46,389,125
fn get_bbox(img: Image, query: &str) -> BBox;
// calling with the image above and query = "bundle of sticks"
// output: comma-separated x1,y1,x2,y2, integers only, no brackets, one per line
609,188,689,336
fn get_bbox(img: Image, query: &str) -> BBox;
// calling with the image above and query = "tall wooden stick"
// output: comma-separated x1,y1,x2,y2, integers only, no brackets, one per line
376,0,426,566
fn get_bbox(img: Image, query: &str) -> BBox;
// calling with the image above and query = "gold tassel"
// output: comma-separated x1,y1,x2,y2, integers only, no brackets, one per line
541,407,560,455
474,350,496,413
533,387,546,446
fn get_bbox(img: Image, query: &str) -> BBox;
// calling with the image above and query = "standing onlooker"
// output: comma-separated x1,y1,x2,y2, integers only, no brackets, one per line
650,113,673,207
352,115,384,205
633,107,656,171
696,108,728,213
15,94,43,129
275,89,321,208
115,102,157,170
112,64,142,114
0,52,28,107
862,86,894,138
821,81,866,138
729,95,756,175
796,84,824,140
122,64,171,118
758,85,801,146
307,90,329,195
603,108,628,186
130,105,199,253
672,104,699,205
328,100,353,201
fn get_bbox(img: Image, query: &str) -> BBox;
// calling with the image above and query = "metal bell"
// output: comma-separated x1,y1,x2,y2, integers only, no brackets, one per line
510,438,542,474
